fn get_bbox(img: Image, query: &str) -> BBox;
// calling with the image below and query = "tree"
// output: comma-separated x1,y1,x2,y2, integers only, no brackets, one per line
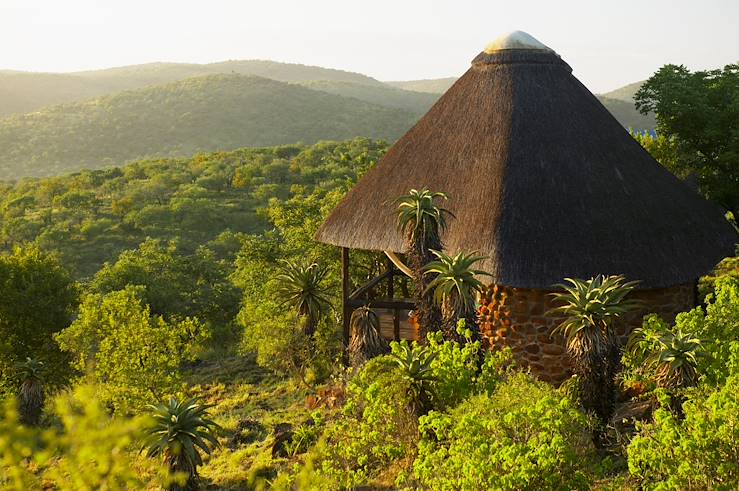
0,245,78,393
548,275,640,424
55,287,207,412
274,260,332,337
396,189,453,338
423,250,489,341
142,397,220,491
635,63,739,212
90,239,240,328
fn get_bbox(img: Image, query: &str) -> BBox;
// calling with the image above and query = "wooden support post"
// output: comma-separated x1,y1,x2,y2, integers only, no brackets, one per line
386,256,394,299
393,309,400,341
341,248,351,352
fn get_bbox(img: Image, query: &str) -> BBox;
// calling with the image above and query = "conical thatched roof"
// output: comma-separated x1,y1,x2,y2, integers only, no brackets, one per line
316,31,737,288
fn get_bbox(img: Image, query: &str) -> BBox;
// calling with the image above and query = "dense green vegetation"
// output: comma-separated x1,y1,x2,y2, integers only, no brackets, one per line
0,76,410,180
0,138,386,277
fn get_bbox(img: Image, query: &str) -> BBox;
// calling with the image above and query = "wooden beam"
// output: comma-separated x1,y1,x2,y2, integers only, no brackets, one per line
348,269,393,300
347,298,415,310
386,255,395,299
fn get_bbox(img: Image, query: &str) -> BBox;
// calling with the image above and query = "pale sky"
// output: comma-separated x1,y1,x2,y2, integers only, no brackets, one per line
1,0,737,93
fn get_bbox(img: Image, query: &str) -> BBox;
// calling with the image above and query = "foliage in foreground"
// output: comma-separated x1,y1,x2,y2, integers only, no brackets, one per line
414,372,594,491
627,362,739,490
0,385,152,491
292,329,512,489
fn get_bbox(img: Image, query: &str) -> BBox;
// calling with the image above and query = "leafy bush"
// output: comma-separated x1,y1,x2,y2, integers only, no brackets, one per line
299,356,418,488
1,385,153,490
413,372,594,491
627,373,739,489
55,287,208,412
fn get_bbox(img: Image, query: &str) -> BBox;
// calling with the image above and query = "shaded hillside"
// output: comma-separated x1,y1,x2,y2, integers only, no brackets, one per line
0,60,383,117
0,75,412,179
385,77,458,94
300,80,439,115
0,72,111,117
598,96,655,131
601,81,644,102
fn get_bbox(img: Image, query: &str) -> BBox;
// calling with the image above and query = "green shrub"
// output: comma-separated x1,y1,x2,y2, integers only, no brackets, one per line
623,277,739,390
299,356,418,489
413,372,594,491
55,287,208,412
627,372,739,489
423,326,511,409
1,385,154,491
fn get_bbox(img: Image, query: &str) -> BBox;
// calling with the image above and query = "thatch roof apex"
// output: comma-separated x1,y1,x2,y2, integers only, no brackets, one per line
315,34,737,289
484,31,553,53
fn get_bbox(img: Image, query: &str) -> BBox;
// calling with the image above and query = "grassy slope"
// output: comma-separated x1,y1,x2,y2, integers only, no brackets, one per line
0,75,411,179
184,356,319,490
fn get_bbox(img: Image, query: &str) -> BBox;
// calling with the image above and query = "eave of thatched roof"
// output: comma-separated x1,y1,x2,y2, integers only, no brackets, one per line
315,34,737,288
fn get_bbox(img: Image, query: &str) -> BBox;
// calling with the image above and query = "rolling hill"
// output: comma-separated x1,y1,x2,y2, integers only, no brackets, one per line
0,74,413,180
0,60,384,117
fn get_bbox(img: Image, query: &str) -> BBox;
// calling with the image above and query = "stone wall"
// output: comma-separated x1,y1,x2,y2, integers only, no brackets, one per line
478,283,695,384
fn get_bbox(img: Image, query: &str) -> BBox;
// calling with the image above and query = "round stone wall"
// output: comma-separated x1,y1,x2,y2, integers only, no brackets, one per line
478,283,695,384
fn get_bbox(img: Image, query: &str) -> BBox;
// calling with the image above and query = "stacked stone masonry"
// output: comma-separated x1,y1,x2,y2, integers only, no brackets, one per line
478,283,695,384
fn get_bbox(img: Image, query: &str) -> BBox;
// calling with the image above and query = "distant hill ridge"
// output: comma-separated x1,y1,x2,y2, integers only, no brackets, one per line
0,74,414,180
0,60,384,117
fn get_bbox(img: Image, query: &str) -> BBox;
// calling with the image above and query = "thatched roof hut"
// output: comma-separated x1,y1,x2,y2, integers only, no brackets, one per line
316,31,736,289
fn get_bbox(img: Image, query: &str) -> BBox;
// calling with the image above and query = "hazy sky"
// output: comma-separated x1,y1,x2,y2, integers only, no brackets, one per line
1,0,737,93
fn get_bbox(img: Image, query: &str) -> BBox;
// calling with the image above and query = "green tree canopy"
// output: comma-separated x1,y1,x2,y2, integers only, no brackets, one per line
0,245,78,392
635,63,739,212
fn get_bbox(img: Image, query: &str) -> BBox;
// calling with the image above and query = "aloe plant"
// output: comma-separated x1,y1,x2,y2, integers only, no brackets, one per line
424,250,489,340
628,319,704,389
275,260,332,337
396,189,453,338
15,357,45,426
391,341,437,415
549,275,640,423
142,397,220,490
349,306,388,366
